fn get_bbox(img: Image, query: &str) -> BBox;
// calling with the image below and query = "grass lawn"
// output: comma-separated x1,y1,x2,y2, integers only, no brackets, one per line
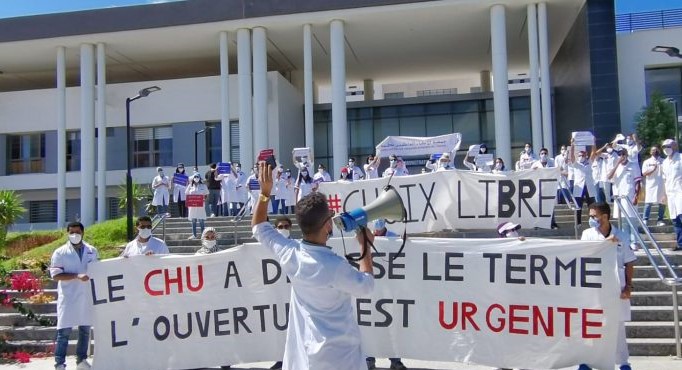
1,218,128,271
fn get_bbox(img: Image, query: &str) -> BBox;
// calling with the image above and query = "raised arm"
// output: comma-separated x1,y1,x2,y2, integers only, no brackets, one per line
252,162,273,227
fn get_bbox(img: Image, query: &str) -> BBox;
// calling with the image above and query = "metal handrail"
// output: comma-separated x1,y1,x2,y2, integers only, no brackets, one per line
559,175,581,240
613,195,681,358
151,213,168,241
232,201,250,245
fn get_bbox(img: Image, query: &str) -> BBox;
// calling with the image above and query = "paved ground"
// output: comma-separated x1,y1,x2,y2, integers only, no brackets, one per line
3,356,681,369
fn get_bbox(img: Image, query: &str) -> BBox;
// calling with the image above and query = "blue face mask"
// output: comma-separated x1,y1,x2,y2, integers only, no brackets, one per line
588,216,600,229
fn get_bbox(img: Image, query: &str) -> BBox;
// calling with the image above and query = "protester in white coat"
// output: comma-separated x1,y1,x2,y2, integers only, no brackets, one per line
282,169,296,214
579,202,636,370
641,146,666,226
295,168,315,202
608,149,640,250
216,164,240,216
50,221,99,370
233,163,248,213
185,173,209,239
172,163,188,218
661,139,682,251
120,216,170,257
363,155,381,180
151,167,170,215
568,142,598,225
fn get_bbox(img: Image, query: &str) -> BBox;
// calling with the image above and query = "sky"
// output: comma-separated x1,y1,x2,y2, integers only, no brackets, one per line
0,0,677,19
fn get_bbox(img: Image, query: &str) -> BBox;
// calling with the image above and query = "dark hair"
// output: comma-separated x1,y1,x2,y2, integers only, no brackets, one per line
295,192,330,235
275,216,292,227
366,155,374,163
209,163,217,169
297,170,312,184
136,215,152,226
589,202,611,219
495,157,506,171
66,221,84,232
176,163,185,174
540,148,548,154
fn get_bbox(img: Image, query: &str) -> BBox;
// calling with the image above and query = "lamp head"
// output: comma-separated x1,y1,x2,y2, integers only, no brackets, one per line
652,46,682,58
139,86,161,97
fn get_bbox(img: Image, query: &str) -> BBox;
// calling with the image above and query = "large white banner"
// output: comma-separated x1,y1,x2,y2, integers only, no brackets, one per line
89,237,620,370
375,133,462,158
318,168,560,232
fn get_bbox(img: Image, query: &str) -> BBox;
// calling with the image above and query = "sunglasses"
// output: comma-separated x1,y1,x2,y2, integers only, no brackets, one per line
276,224,291,230
138,225,152,229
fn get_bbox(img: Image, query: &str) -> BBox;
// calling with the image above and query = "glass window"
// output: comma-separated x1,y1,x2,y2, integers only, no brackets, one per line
29,200,57,223
645,67,682,102
230,121,240,164
314,120,330,159
133,126,173,168
453,112,480,145
7,133,45,174
510,109,532,147
349,119,374,155
426,115,453,136
66,131,80,172
206,123,222,164
399,116,425,137
373,117,399,145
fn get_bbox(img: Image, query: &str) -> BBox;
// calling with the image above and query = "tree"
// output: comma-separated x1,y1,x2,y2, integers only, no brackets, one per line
117,182,151,216
0,190,26,247
635,91,676,150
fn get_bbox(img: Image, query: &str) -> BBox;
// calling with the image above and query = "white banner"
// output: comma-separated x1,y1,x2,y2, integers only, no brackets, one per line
375,133,461,158
318,168,560,232
89,238,620,370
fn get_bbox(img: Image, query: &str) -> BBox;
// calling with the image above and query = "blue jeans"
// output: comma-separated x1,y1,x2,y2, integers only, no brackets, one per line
271,197,280,214
207,189,221,215
230,202,242,216
55,326,90,366
673,213,682,249
191,218,205,237
157,204,168,214
643,203,665,221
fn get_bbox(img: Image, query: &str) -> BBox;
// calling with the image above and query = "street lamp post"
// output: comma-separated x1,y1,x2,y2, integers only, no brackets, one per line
126,86,161,241
664,98,680,143
194,126,216,171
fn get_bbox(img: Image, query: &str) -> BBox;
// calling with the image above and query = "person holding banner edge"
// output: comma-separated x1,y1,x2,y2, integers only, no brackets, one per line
252,161,375,370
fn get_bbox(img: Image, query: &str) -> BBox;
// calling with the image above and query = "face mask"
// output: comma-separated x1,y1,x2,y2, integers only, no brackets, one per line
203,240,217,248
606,148,613,154
301,171,308,177
277,229,290,238
235,166,241,171
193,177,199,183
390,160,397,168
341,173,347,178
626,139,633,146
495,163,502,170
664,148,673,156
588,217,600,229
561,149,567,156
68,233,82,245
158,171,164,175
525,147,531,153
348,161,354,166
178,168,185,173
480,147,487,153
577,156,584,162
318,168,324,173
138,228,152,239
540,154,547,161
506,231,519,238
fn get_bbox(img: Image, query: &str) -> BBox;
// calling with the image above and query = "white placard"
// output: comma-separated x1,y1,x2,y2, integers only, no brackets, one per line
474,153,494,167
375,133,461,158
292,147,311,159
90,237,619,370
467,144,481,157
571,131,595,146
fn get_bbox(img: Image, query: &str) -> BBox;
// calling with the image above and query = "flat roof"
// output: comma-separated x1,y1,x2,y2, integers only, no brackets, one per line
0,0,585,92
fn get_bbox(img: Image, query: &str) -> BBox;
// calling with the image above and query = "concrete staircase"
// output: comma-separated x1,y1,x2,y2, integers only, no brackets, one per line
1,204,680,357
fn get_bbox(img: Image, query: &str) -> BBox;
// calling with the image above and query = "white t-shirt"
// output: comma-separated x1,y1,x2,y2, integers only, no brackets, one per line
121,237,170,257
253,222,373,370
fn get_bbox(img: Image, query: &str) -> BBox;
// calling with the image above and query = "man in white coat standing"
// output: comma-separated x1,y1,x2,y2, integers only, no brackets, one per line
50,222,99,370
641,146,666,226
661,139,682,251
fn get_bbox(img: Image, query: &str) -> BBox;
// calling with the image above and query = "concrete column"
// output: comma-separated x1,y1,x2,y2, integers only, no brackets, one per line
330,19,348,175
538,2,553,155
80,43,96,226
490,5,511,167
219,31,231,162
252,27,268,153
480,70,492,92
527,4,542,152
303,24,314,154
96,43,107,222
237,28,253,170
57,46,66,227
363,79,374,102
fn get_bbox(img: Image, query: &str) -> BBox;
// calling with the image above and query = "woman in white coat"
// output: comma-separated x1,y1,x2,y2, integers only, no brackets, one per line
185,173,209,239
282,169,296,214
172,163,188,218
151,167,170,215
217,164,240,216
642,146,666,225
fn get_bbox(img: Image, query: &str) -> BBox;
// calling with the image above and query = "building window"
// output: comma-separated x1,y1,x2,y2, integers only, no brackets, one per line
230,121,240,164
29,200,57,223
206,123,222,164
133,126,173,168
384,92,404,99
108,197,122,219
645,66,682,112
66,131,81,172
7,133,45,175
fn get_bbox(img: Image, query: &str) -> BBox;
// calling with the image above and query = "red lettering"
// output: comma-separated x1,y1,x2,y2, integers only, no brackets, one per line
462,302,480,331
186,265,204,292
164,267,183,295
438,301,458,330
582,309,603,339
532,306,554,336
509,305,529,334
485,304,505,332
144,269,163,296
557,307,579,337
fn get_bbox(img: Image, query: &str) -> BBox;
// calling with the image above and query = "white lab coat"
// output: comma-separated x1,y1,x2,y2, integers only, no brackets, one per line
217,173,239,205
296,180,314,202
246,174,261,213
662,152,682,217
642,156,665,204
151,174,170,206
382,167,409,177
185,183,209,220
281,177,296,206
571,160,597,198
253,223,373,370
49,242,99,329
613,161,638,218
363,163,379,179
530,158,555,169
235,170,248,204
171,174,187,202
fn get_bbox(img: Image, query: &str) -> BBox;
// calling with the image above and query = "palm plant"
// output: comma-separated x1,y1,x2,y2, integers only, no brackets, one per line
117,182,151,216
0,190,26,247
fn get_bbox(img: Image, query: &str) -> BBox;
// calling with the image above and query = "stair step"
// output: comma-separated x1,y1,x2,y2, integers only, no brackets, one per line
630,291,682,306
631,306,680,321
627,338,680,356
625,321,681,338
0,313,58,327
0,326,62,341
6,339,94,355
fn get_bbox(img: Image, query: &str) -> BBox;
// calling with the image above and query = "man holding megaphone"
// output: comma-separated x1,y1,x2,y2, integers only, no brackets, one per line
252,161,376,370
